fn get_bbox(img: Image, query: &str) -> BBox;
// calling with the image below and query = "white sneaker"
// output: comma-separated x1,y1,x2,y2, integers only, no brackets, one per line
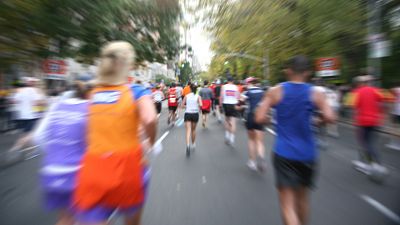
247,160,257,171
352,160,372,175
191,143,196,151
371,163,389,175
386,143,400,151
229,134,235,145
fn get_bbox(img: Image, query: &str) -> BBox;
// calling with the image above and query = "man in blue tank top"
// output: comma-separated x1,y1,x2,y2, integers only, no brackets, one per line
255,56,335,225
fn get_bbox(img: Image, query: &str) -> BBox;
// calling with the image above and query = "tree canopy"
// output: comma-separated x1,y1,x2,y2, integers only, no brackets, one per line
0,0,181,67
200,0,400,86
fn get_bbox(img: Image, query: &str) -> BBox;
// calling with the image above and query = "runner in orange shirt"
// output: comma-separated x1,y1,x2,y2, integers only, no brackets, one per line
183,81,192,97
74,41,157,225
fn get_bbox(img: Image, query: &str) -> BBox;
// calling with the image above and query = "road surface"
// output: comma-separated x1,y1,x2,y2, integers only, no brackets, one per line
0,106,399,225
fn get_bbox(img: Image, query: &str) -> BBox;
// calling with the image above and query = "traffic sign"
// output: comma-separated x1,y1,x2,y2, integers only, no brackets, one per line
315,57,339,77
42,59,67,75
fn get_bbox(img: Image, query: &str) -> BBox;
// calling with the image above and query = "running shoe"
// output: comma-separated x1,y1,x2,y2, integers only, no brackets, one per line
247,160,257,171
191,143,196,151
352,160,372,175
256,157,266,172
186,146,190,157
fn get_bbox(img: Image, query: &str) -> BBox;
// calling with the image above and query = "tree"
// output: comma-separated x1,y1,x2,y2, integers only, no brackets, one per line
179,61,192,84
0,0,181,68
200,0,368,84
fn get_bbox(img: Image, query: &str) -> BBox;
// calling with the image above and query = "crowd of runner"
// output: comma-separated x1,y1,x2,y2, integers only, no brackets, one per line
2,42,400,225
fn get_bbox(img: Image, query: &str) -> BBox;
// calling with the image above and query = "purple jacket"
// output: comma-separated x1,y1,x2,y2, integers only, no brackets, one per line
36,99,88,191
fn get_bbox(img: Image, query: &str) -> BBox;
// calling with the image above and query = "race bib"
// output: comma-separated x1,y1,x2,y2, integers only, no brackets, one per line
170,97,176,103
226,90,236,97
92,91,121,104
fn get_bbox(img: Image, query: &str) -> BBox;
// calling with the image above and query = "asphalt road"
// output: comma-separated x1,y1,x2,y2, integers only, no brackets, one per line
0,106,400,225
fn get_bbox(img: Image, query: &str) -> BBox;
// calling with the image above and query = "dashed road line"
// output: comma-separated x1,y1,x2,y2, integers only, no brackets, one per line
360,195,400,224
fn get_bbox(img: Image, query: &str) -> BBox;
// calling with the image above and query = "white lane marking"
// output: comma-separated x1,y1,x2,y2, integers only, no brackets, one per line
202,176,207,184
20,145,39,152
156,131,169,145
151,131,170,156
266,127,276,136
175,118,184,127
360,195,400,224
108,209,118,223
25,154,40,160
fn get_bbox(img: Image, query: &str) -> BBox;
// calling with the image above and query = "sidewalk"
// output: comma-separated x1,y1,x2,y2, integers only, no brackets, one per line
0,133,37,169
338,110,399,137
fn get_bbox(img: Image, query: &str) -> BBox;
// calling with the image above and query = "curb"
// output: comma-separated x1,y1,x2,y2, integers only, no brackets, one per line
338,120,399,137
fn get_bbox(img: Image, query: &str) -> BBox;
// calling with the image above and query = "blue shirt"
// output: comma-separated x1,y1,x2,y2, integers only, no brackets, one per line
274,82,316,162
244,86,264,114
131,84,151,101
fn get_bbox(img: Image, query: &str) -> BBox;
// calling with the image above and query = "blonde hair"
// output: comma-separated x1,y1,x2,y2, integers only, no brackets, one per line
97,41,136,85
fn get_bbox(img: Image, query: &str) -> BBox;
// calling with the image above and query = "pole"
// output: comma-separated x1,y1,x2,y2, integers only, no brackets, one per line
367,0,382,86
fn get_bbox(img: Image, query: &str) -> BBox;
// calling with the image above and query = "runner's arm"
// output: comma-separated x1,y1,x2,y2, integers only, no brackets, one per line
137,95,157,146
181,96,187,109
198,96,203,108
255,89,272,124
219,86,224,107
255,85,281,124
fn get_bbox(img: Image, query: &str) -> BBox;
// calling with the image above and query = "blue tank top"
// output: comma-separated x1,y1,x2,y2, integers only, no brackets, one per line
274,82,316,162
245,86,264,114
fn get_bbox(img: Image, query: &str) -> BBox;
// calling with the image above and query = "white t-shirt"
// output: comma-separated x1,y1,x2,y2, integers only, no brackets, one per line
325,88,340,109
185,93,200,113
152,90,164,103
13,87,43,120
175,86,183,99
221,83,239,105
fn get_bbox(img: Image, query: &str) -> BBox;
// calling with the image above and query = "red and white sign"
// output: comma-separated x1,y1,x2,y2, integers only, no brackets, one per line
42,59,67,76
315,57,339,77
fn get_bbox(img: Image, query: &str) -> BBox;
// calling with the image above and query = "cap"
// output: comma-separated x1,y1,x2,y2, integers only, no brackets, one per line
245,77,258,84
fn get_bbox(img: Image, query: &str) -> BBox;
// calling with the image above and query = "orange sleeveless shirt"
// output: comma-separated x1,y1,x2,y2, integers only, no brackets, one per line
74,85,146,210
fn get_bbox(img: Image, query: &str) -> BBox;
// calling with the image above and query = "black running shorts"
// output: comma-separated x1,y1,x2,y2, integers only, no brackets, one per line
184,113,199,123
168,106,177,112
223,104,237,117
155,102,162,114
273,153,317,188
246,112,264,130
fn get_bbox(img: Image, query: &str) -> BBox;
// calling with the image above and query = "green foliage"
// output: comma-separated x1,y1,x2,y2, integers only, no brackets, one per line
0,0,181,67
179,61,192,84
202,0,369,84
155,74,174,85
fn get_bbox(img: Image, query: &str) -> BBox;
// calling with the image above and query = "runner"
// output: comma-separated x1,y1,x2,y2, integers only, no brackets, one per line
182,84,202,156
214,80,223,122
220,77,240,146
183,81,192,97
199,80,213,128
210,81,216,115
175,82,183,118
152,85,164,117
255,55,335,225
351,75,389,181
239,77,266,172
9,78,45,152
74,41,157,225
325,84,340,138
33,81,91,225
167,83,179,126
